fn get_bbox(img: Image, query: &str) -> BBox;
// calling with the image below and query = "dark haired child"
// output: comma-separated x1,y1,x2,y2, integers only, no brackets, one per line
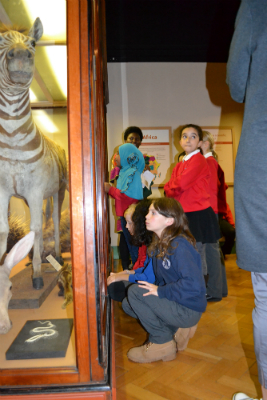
107,199,154,302
105,143,145,269
109,127,153,270
122,197,206,363
200,130,228,299
110,126,144,183
164,124,223,301
219,203,236,258
200,131,235,258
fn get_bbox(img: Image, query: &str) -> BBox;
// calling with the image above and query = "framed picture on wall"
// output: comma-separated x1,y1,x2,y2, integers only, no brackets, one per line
202,126,235,185
139,127,172,187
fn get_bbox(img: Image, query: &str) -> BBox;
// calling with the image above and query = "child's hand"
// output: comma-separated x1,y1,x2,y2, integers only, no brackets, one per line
116,270,135,275
107,272,129,285
104,182,111,193
107,274,116,285
138,281,158,296
144,164,151,172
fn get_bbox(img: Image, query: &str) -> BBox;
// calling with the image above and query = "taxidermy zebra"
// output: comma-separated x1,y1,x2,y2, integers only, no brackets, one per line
0,18,67,289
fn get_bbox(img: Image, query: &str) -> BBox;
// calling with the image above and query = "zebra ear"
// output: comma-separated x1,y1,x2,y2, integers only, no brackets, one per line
28,17,43,42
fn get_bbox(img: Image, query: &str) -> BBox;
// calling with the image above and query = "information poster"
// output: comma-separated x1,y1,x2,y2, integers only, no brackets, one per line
202,127,234,185
140,127,172,187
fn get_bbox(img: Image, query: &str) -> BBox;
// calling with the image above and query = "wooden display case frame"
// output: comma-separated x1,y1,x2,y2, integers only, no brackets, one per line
0,0,115,398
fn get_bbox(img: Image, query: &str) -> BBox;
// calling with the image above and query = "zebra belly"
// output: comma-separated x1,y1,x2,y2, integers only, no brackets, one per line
0,158,61,200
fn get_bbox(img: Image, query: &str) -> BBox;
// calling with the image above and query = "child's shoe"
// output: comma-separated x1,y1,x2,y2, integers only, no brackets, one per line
127,340,176,363
232,393,262,400
174,324,198,351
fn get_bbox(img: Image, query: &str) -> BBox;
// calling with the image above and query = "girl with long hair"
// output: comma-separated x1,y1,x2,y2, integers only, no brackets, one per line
164,124,223,301
122,197,206,363
200,130,228,298
107,199,154,302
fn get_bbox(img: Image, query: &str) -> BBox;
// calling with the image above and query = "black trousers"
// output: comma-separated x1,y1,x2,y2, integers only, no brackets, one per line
219,216,236,255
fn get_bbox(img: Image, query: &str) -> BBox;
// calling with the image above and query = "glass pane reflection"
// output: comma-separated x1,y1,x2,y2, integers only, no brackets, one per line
0,0,75,369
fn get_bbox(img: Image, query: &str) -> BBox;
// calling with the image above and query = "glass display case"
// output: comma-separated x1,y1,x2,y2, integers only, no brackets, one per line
0,0,114,398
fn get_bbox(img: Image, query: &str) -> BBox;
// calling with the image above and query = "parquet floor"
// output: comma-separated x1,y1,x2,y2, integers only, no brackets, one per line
113,255,261,400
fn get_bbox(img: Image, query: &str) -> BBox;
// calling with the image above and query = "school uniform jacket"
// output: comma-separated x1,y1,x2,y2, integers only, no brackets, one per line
154,236,207,313
205,153,227,216
128,256,155,283
133,244,147,270
108,186,138,217
108,187,138,231
164,152,211,212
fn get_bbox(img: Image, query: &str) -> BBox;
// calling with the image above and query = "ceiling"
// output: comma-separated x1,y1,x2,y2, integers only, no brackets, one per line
0,0,242,109
106,0,241,63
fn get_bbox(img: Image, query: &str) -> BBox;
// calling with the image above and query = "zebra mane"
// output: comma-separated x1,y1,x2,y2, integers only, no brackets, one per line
0,24,28,34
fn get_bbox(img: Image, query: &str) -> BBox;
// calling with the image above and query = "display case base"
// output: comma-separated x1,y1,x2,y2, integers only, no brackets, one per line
9,264,59,309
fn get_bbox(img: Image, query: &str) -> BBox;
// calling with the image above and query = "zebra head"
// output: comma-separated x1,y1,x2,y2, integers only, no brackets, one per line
0,18,43,93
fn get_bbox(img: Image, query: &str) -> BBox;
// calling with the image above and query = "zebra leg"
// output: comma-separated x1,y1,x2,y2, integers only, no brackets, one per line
52,186,66,266
0,196,10,265
28,197,44,289
39,217,44,262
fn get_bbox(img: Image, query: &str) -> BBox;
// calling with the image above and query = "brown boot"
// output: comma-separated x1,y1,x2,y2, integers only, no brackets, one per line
127,340,177,363
174,324,198,351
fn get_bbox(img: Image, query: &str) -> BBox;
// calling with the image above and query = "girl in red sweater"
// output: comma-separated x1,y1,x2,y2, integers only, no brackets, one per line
201,131,227,216
200,130,228,299
164,124,222,301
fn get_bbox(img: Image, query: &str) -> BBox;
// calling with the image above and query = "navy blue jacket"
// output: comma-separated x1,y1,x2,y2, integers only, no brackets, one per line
128,256,155,283
154,236,207,313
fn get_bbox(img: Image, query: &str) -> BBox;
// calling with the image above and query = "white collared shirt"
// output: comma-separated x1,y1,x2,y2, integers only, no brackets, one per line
183,149,200,162
204,152,213,158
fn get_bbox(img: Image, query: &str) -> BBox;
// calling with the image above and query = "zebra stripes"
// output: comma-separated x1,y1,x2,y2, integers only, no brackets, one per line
0,18,67,289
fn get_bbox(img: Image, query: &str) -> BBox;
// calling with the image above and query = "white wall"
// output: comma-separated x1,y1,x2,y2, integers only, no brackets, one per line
106,62,244,246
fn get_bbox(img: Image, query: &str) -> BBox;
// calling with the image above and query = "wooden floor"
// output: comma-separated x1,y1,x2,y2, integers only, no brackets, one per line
113,255,261,400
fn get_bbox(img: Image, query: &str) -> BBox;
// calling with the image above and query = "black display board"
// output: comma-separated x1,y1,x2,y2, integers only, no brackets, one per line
6,319,73,360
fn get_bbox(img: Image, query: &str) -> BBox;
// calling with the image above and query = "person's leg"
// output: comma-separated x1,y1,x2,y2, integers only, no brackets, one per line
196,242,207,276
122,295,139,319
220,247,228,297
108,280,132,302
126,284,201,344
219,217,236,256
251,272,267,398
119,232,130,270
205,242,222,300
124,284,201,363
120,216,139,265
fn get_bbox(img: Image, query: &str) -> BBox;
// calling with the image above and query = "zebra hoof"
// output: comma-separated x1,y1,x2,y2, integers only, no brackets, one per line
32,277,44,290
55,256,64,266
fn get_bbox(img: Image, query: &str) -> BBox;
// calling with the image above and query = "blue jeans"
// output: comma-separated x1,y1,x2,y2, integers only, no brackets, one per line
252,272,267,388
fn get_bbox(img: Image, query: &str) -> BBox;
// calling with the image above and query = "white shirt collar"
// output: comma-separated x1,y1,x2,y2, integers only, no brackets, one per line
204,152,213,158
183,149,200,161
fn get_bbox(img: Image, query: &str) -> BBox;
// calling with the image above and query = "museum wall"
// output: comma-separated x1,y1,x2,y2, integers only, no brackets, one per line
106,62,244,247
